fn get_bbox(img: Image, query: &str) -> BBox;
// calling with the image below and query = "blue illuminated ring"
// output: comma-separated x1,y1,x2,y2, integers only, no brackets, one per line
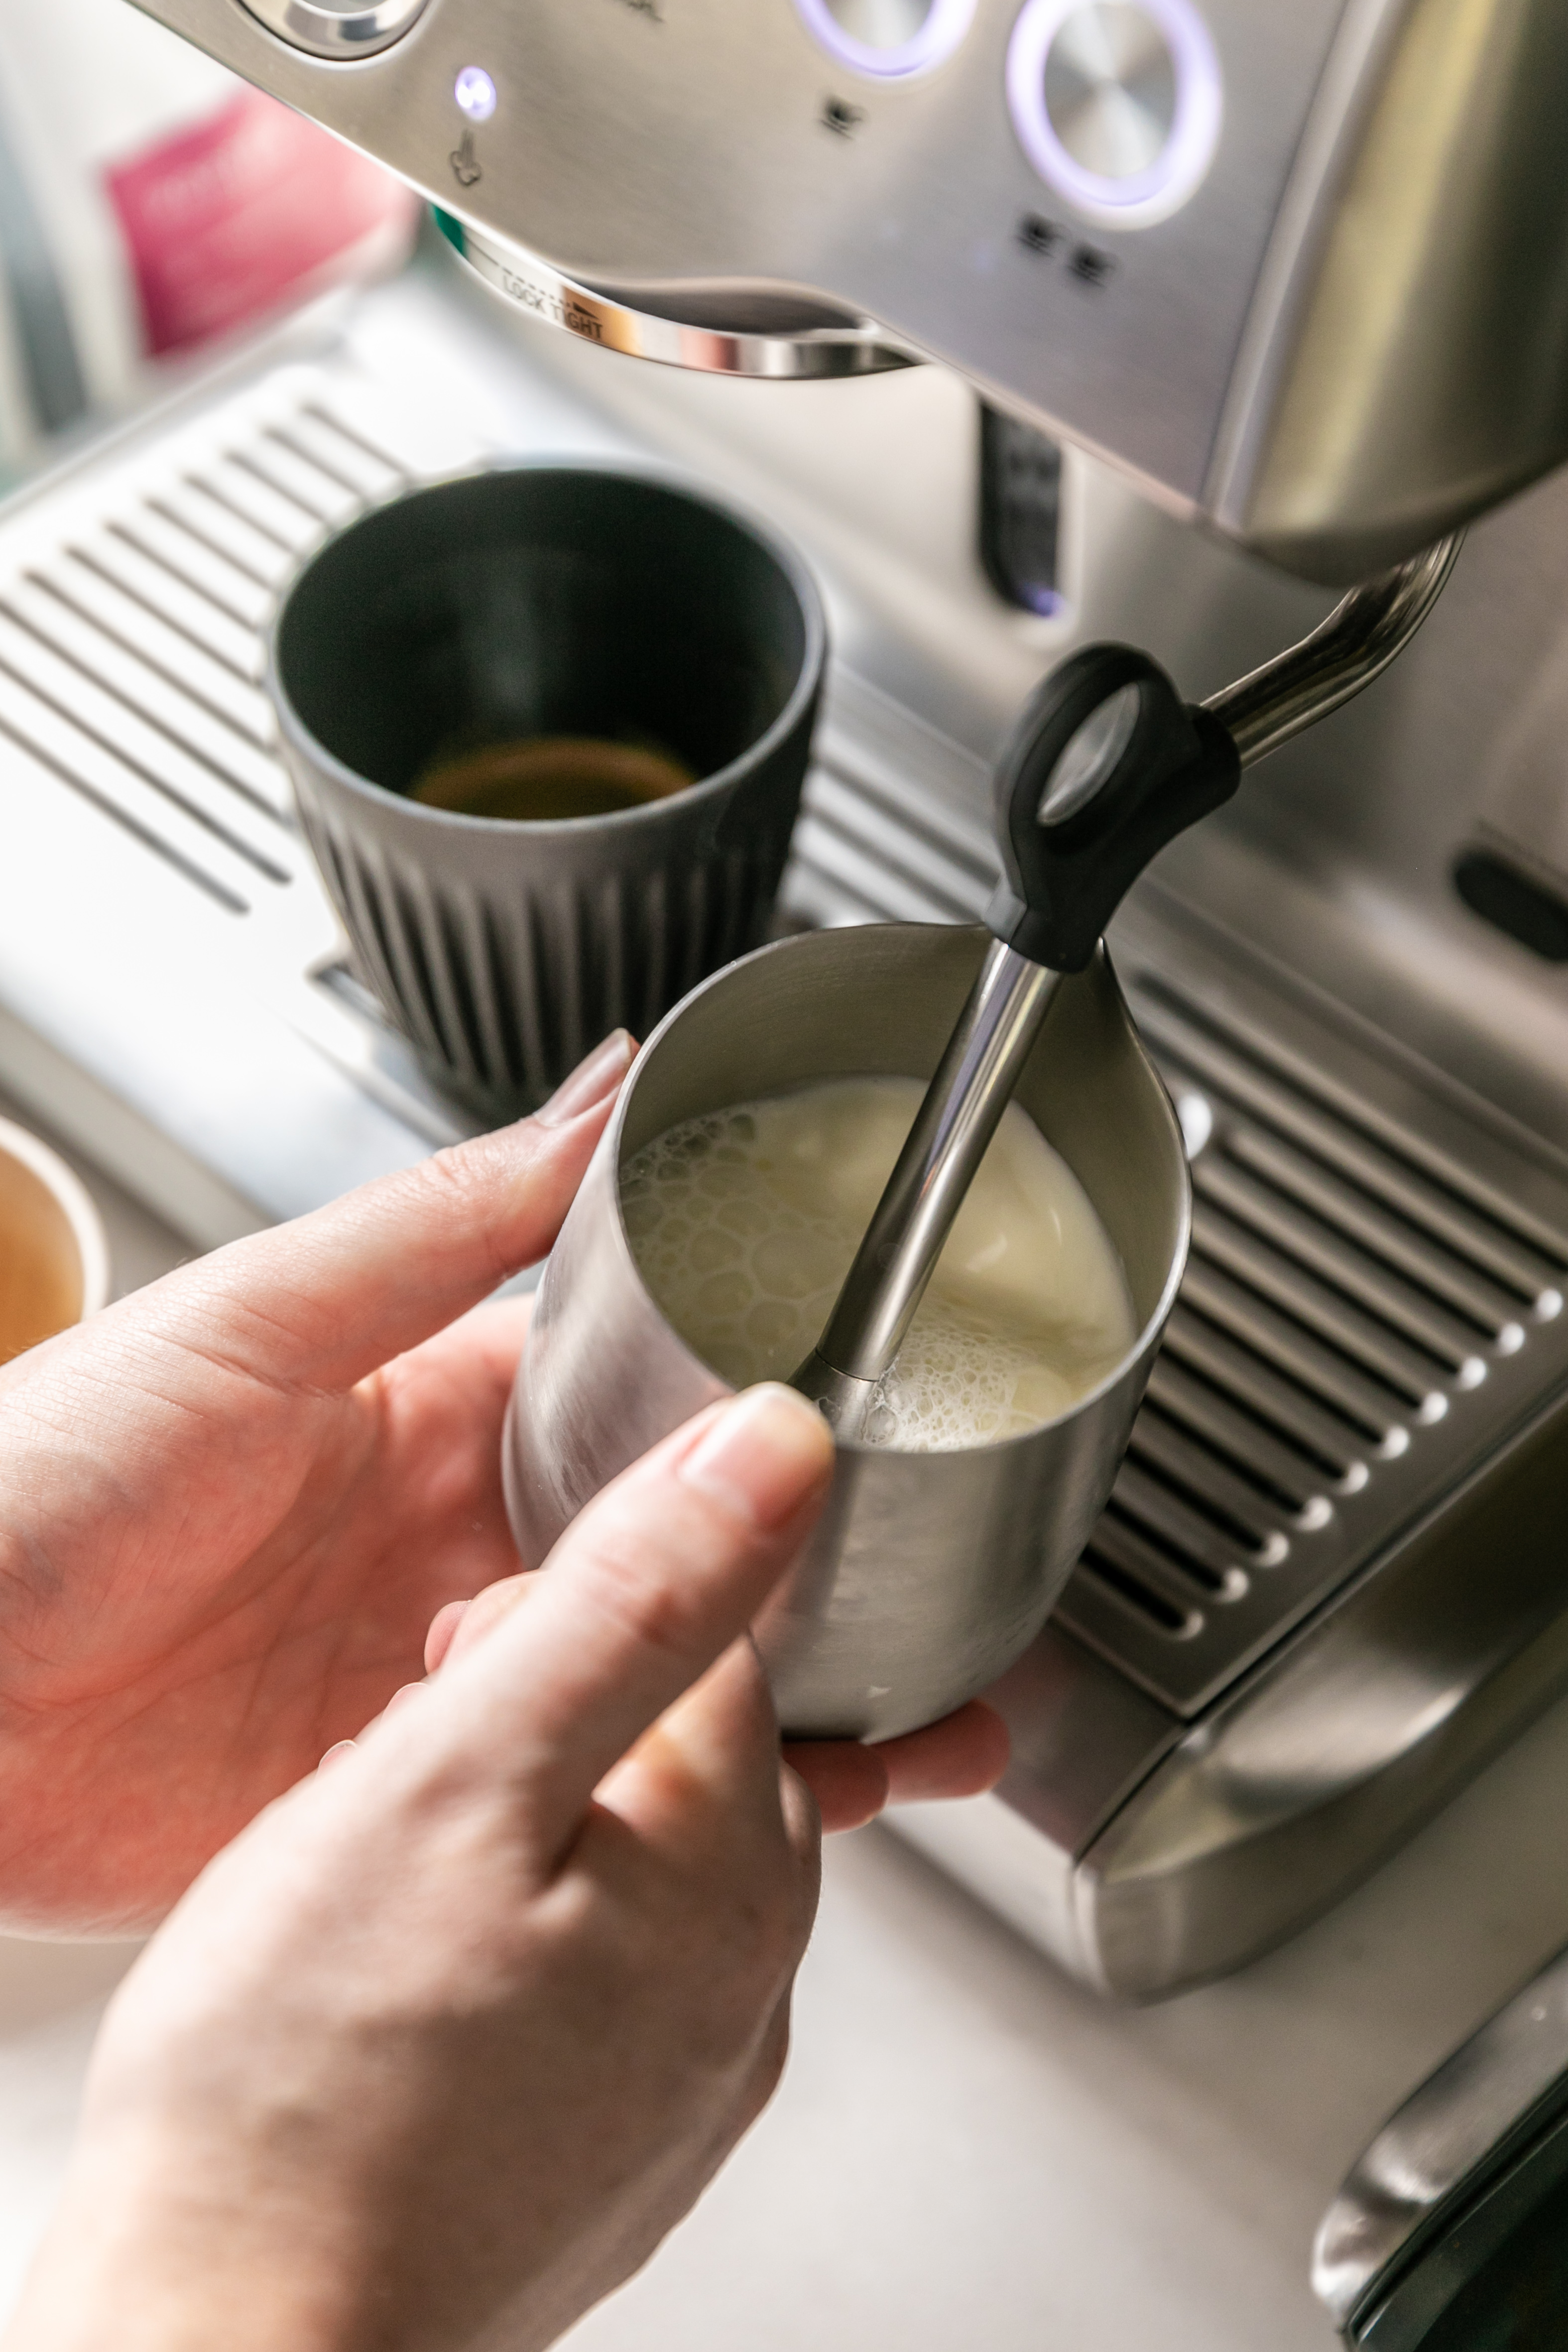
1006,0,1222,230
793,0,977,81
454,65,497,122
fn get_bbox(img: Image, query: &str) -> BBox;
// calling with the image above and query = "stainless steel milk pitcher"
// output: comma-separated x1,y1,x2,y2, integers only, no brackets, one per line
503,921,1190,1741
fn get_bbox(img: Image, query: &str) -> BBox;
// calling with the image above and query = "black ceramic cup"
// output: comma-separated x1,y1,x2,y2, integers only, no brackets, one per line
268,462,827,1116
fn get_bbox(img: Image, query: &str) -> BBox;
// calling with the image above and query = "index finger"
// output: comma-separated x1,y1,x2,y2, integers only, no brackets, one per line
414,1384,834,1860
133,1030,634,1396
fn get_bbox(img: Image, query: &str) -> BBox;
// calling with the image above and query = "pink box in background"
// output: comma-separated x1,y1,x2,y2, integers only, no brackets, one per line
106,88,415,358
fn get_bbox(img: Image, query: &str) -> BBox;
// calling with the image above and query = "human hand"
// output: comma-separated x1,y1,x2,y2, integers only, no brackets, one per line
4,1387,837,2352
0,1026,1005,1937
425,1581,1009,1834
0,1032,637,1935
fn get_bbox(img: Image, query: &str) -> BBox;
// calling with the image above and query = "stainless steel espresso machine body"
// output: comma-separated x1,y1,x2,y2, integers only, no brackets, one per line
128,0,1568,585
108,0,1568,1999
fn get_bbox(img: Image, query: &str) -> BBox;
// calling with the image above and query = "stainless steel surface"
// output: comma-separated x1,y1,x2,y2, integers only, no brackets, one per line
0,300,490,1241
1147,494,1568,1172
445,222,919,383
792,942,1060,1433
236,0,427,57
874,901,1568,1995
1007,0,1223,235
1066,915,1568,1720
1077,1384,1568,1996
1313,1941,1568,2328
0,261,1032,1231
744,499,1568,1988
783,1352,885,1441
130,0,1568,577
1206,538,1460,767
1217,0,1568,580
505,923,1190,1741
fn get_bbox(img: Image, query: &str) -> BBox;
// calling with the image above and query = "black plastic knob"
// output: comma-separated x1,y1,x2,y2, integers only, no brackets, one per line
984,642,1241,973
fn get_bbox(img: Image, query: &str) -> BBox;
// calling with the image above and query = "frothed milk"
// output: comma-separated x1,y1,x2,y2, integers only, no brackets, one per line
621,1076,1137,1450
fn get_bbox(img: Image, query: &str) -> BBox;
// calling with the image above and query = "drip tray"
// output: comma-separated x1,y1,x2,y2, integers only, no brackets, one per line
1073,956,1568,1721
3,278,1568,2002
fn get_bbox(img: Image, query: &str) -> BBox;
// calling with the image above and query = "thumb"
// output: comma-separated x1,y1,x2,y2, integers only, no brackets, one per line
132,1030,635,1396
399,1384,835,1864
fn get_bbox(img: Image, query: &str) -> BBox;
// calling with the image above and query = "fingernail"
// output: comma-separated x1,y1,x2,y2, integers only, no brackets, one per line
424,1598,470,1675
535,1031,635,1127
319,1740,357,1773
678,1383,835,1531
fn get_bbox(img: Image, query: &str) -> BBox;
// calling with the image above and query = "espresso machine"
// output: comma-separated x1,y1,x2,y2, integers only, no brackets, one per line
41,0,1568,2008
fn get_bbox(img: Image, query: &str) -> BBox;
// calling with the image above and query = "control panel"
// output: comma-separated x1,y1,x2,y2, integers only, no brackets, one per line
127,0,1407,570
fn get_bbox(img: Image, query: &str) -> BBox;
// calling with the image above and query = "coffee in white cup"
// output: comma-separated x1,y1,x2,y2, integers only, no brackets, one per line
0,1117,111,1363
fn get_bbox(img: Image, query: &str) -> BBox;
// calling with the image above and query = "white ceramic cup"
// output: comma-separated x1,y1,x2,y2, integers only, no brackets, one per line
0,1116,111,1364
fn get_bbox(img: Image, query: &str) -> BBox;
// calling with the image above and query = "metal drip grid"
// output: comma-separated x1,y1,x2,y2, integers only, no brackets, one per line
0,388,411,916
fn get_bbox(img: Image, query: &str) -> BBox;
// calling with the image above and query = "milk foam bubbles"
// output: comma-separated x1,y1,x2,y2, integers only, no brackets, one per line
621,1075,1137,1451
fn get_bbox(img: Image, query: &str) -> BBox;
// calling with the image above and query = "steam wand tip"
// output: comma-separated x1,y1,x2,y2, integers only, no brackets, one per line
789,1348,882,1445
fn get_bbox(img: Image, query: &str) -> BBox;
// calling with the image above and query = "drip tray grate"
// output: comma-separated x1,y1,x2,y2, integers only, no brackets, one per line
0,390,415,916
1062,969,1568,1714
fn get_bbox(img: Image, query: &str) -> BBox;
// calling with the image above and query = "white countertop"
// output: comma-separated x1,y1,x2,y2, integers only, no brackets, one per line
5,1682,1568,2350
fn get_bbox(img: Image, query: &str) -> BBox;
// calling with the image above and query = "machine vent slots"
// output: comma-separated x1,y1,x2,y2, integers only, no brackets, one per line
787,754,994,929
1059,975,1568,1713
0,391,414,917
12,350,1568,1730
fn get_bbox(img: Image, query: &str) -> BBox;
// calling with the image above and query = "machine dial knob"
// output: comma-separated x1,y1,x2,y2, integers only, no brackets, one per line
237,0,430,60
795,0,976,80
1046,5,1177,178
1007,0,1221,230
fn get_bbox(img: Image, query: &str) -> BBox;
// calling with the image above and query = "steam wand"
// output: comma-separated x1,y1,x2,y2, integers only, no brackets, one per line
791,535,1460,1441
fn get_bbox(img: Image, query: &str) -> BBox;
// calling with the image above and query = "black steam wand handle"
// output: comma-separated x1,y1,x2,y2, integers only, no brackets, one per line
984,643,1240,970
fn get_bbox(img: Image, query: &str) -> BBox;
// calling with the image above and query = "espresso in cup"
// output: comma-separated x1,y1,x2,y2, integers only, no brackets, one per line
269,463,826,1116
410,734,696,824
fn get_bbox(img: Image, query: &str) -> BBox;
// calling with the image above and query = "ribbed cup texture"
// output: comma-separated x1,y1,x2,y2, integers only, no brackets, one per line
293,783,800,1114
